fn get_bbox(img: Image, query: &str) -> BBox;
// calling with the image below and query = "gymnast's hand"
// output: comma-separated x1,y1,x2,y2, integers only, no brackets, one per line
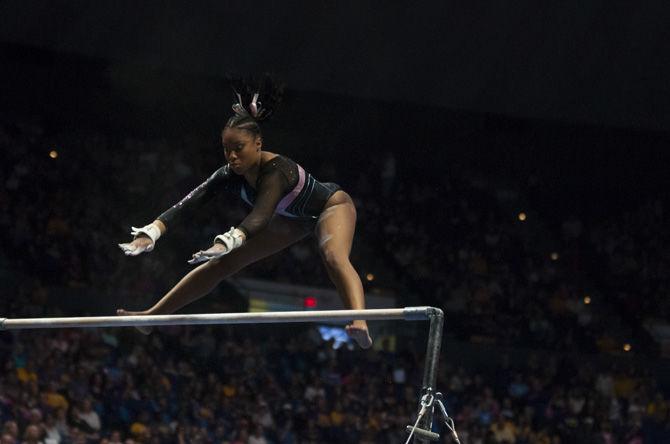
188,243,228,264
118,236,154,256
118,221,164,256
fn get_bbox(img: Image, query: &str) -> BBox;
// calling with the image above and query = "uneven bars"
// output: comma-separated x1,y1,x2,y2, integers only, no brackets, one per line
0,307,439,330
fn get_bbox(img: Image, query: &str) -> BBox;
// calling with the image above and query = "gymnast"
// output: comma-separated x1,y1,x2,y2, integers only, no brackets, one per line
117,77,372,348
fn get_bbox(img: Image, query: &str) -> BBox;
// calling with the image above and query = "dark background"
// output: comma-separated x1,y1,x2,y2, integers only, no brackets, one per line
1,0,669,354
2,1,670,217
1,1,669,317
2,0,670,129
1,3,670,443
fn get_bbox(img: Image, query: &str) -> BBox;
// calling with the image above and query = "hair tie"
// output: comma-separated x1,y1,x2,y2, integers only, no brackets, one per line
249,92,260,117
227,74,283,123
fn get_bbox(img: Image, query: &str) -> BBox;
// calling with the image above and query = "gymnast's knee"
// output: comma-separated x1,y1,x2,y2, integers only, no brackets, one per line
320,248,350,271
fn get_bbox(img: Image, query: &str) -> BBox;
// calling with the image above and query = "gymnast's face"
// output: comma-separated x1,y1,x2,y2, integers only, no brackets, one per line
222,127,262,175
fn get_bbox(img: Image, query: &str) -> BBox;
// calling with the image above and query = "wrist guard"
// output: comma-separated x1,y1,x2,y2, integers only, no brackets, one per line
214,227,245,254
130,223,162,251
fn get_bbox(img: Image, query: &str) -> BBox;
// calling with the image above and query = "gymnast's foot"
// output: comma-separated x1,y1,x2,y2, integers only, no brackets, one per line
346,320,373,349
116,309,153,335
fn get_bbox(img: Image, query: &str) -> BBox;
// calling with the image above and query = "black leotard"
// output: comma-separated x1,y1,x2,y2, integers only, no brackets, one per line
157,155,340,238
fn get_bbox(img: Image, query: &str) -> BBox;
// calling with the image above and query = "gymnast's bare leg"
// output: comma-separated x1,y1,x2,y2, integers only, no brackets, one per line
117,216,309,333
317,190,372,349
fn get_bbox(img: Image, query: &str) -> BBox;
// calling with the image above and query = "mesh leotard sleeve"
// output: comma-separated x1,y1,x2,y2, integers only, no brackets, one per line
238,166,291,238
157,166,231,227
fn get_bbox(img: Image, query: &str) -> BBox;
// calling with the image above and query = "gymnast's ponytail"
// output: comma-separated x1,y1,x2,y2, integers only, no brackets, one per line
225,74,284,136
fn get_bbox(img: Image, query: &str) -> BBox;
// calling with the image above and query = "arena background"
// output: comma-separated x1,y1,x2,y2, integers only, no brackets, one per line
1,2,670,443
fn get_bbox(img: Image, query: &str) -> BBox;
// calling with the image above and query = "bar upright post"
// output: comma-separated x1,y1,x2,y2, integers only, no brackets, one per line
415,307,444,444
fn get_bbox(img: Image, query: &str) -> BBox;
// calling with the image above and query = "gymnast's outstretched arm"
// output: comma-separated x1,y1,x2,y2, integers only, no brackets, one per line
156,165,232,228
118,166,231,256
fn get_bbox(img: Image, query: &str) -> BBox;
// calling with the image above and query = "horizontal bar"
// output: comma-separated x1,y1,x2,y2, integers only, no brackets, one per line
0,307,437,330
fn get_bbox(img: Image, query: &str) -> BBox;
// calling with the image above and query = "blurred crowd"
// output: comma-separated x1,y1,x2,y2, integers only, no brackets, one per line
1,118,670,443
1,119,668,357
351,153,669,357
1,324,669,444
